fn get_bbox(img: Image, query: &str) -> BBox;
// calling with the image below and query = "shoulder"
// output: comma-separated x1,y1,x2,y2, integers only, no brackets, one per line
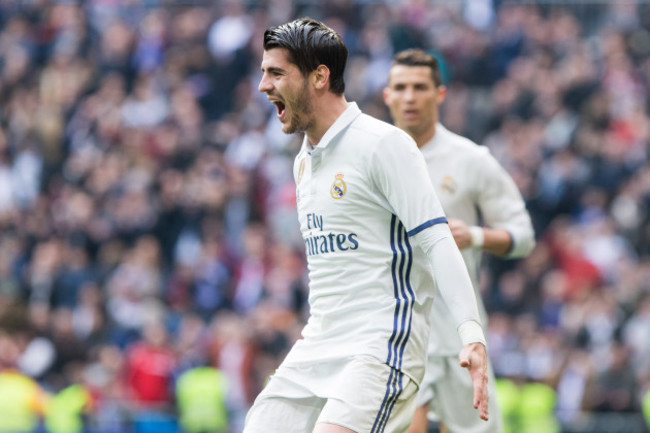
350,113,415,148
439,126,489,159
434,127,505,177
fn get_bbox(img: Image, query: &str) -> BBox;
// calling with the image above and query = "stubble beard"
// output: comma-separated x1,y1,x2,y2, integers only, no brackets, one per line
282,80,314,135
400,115,430,139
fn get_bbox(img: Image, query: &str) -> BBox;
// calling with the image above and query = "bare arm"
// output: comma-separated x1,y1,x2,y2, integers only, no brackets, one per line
448,218,513,256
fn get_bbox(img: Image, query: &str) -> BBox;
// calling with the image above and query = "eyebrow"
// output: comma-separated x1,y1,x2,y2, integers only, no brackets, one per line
262,66,286,74
392,80,432,87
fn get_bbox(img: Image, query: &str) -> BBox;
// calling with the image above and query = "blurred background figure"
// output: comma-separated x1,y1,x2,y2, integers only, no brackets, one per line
44,362,93,433
176,363,229,433
0,313,48,433
122,319,177,433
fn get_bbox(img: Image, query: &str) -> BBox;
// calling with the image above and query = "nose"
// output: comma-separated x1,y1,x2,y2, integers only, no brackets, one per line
258,73,272,93
404,87,416,102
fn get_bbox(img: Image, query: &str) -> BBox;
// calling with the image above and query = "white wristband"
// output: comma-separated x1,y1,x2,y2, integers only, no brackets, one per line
469,226,484,248
458,320,486,347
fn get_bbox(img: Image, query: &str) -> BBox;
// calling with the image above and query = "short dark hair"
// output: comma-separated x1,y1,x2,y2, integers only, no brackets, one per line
392,49,443,87
263,17,347,95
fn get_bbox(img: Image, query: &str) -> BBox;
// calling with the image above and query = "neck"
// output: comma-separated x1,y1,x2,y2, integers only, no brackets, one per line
412,122,437,148
306,93,349,146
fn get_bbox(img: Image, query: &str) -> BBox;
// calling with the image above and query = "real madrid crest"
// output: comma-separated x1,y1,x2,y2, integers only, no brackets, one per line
330,172,347,199
440,175,457,194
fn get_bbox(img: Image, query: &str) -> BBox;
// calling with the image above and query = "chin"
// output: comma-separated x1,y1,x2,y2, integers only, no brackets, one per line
282,124,297,135
281,121,291,131
405,122,423,132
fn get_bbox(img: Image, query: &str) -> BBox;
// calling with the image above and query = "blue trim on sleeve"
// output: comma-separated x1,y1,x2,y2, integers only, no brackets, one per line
406,217,448,237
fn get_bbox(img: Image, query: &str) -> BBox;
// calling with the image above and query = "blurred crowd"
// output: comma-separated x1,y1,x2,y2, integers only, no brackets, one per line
0,0,649,432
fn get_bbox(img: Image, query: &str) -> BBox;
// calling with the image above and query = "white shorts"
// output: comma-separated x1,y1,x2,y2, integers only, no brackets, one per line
416,356,503,433
244,355,418,433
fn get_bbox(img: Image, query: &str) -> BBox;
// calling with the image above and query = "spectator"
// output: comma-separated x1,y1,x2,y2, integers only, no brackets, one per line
122,320,176,410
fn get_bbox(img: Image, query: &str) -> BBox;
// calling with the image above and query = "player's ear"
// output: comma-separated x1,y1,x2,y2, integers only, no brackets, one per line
382,86,391,105
312,65,330,90
437,85,448,104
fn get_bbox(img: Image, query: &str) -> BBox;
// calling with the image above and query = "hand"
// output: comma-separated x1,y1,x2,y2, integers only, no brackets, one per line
459,342,489,421
448,218,472,249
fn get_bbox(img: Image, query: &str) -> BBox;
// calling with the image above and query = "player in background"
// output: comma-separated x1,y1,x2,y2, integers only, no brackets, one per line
383,49,536,433
245,18,489,433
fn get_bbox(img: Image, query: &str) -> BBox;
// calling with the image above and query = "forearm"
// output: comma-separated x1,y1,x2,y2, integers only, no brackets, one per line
473,227,512,256
469,226,535,258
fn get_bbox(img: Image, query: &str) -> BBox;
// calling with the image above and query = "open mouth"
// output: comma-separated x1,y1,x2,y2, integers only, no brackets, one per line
273,101,286,120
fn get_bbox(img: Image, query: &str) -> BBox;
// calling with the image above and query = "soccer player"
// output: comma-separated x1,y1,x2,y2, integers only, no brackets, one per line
383,49,536,433
244,18,489,433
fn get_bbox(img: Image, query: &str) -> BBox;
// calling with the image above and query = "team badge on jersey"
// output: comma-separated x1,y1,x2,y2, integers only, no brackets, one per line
330,172,347,199
441,175,457,194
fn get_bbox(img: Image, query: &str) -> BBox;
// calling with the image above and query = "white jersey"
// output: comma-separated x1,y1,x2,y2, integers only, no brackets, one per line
421,124,535,356
284,103,478,384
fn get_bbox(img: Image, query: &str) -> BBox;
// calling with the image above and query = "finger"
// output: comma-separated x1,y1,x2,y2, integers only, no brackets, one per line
472,367,481,409
478,370,489,420
478,384,488,420
474,378,488,420
458,347,467,366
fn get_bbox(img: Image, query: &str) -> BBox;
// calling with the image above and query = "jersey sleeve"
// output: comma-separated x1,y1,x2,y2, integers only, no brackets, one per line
473,149,535,258
369,130,447,232
413,223,484,344
370,130,484,343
